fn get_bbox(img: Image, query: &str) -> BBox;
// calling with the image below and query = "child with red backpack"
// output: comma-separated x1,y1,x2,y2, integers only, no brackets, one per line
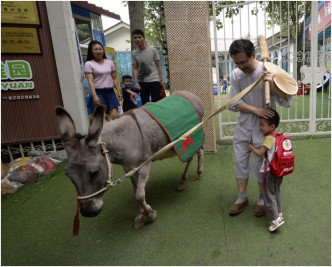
249,109,294,232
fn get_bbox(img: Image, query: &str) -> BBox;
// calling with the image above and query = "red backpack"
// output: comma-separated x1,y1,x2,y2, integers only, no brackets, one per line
265,132,295,178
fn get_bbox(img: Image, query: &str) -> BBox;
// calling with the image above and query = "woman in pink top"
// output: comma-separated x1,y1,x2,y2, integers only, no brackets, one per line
85,40,122,118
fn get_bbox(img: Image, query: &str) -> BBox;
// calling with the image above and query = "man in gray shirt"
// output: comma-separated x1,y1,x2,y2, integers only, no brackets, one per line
227,39,292,217
132,29,164,105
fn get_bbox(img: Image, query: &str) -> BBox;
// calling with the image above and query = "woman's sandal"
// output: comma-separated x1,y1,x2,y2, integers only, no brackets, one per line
269,216,284,232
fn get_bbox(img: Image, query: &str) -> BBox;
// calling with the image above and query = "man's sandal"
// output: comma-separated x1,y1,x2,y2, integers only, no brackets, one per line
269,216,284,232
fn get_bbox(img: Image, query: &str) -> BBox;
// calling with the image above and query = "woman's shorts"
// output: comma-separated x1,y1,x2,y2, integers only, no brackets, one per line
95,88,119,109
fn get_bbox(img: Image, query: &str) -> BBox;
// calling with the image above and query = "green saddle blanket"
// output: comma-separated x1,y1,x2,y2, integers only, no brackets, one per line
141,94,205,162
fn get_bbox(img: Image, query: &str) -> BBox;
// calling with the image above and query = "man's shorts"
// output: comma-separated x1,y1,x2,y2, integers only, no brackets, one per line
233,139,264,183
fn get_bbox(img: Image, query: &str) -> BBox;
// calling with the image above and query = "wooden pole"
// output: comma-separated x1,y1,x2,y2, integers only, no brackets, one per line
257,35,270,106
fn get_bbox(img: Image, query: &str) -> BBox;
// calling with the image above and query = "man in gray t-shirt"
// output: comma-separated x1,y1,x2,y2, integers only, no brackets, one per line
131,29,164,105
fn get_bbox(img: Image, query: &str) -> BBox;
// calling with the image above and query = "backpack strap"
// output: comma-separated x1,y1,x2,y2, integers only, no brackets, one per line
268,132,278,138
263,152,268,185
263,132,280,184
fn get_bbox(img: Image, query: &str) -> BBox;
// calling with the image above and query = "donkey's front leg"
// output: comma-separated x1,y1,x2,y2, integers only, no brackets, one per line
123,166,138,194
134,162,157,229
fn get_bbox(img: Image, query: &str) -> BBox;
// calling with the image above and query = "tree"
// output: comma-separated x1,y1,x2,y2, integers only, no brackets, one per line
259,1,311,37
144,1,166,48
208,1,244,30
209,1,312,77
128,1,144,51
126,1,166,49
209,1,311,36
76,23,91,43
261,1,312,77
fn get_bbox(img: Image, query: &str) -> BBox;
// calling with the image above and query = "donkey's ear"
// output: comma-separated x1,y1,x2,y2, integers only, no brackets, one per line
86,105,106,146
55,106,77,143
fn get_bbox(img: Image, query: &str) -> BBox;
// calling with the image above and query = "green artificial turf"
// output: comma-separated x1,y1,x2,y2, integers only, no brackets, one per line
1,137,331,265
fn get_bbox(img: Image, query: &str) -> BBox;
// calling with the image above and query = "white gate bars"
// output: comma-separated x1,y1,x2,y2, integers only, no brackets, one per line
212,1,331,141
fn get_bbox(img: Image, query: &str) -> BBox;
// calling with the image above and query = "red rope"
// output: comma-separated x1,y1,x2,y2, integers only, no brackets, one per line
72,198,80,236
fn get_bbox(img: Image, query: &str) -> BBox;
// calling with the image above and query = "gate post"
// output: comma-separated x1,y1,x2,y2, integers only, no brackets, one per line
212,1,223,142
46,1,89,135
309,1,318,135
164,1,217,152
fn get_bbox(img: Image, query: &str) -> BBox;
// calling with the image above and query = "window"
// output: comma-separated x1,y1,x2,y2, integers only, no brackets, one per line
74,17,92,44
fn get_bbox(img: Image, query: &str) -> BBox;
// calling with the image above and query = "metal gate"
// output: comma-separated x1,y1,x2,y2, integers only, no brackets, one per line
212,1,331,141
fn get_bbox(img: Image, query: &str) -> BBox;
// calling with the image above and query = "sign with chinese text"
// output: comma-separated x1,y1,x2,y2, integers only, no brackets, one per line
307,1,331,40
1,27,41,54
1,60,35,91
1,1,40,25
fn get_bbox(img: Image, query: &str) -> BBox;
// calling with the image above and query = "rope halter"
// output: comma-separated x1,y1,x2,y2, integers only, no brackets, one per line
77,142,114,200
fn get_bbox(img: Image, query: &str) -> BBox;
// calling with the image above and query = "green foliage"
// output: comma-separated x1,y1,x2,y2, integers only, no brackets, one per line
143,1,165,48
134,1,311,47
208,1,245,30
209,1,311,36
76,23,91,43
258,1,311,37
125,1,164,48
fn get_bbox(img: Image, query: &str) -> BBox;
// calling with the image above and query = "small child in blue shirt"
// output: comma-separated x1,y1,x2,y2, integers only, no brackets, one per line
248,109,284,232
220,76,228,94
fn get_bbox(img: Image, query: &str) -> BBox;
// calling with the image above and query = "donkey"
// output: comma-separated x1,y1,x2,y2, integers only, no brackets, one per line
56,91,204,229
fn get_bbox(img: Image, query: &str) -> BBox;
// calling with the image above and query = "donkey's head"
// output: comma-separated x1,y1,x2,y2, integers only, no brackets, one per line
56,105,109,217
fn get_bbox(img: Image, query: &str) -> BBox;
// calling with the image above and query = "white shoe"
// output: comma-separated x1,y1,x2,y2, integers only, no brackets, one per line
269,216,284,232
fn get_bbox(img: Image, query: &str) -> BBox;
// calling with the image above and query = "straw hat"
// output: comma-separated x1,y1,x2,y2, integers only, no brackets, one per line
264,62,298,98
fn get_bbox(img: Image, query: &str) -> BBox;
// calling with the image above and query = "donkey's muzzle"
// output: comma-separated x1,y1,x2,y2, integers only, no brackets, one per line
80,199,103,217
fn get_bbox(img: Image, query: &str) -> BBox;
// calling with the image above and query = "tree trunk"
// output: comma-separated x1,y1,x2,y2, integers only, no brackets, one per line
128,1,145,51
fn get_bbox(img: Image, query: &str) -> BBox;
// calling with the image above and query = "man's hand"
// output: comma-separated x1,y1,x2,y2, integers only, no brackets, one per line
135,83,141,91
254,107,275,119
263,71,275,82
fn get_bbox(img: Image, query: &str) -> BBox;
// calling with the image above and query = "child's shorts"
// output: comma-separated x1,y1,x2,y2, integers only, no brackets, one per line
95,88,119,109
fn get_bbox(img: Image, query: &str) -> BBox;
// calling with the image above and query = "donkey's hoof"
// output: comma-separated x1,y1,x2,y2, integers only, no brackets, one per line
134,214,145,229
192,173,201,181
177,183,185,191
147,210,157,222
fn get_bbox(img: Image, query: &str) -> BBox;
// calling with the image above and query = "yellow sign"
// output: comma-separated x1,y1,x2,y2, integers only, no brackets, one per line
105,47,120,96
1,27,41,54
1,1,40,25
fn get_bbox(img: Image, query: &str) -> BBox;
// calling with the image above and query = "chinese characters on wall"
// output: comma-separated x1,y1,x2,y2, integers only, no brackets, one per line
1,1,40,25
1,60,39,101
1,27,41,54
